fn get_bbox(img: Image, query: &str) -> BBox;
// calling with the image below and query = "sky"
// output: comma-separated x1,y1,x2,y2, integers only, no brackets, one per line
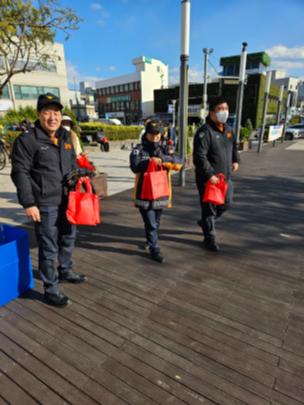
55,0,304,89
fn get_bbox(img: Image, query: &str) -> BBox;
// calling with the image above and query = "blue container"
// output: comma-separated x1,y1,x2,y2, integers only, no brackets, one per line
0,224,34,307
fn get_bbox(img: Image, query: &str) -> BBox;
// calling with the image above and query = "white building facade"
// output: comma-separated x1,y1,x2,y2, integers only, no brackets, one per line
0,42,69,115
95,57,168,124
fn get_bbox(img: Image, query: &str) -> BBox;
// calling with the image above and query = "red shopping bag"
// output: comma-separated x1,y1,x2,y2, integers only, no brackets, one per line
203,173,228,205
141,160,170,200
66,178,100,225
77,154,95,172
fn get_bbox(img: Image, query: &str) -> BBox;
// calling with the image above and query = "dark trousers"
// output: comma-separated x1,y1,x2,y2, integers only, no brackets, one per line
34,205,76,294
196,178,234,239
139,208,162,254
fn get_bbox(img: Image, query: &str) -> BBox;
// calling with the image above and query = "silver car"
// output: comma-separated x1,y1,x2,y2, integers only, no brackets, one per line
287,123,304,137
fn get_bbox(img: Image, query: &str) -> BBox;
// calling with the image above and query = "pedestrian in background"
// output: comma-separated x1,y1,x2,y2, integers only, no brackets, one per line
130,120,182,263
193,96,240,252
138,116,153,142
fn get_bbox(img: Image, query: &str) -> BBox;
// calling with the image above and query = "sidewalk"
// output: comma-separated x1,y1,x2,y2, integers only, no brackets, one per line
1,140,304,404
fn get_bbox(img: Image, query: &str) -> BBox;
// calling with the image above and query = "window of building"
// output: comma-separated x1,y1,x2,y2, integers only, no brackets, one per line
134,82,138,90
110,87,114,94
112,103,115,110
102,88,105,95
120,102,124,110
130,102,134,109
129,83,133,91
13,85,59,100
119,85,123,92
99,104,103,110
116,102,119,110
125,101,130,109
138,100,141,109
157,66,160,72
124,84,128,92
135,101,138,109
115,86,118,93
290,85,293,89
138,82,141,90
0,84,10,99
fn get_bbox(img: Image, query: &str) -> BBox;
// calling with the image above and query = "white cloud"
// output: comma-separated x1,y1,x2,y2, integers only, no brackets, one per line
271,60,304,69
97,20,105,25
109,66,116,71
169,67,179,74
91,3,102,9
169,64,216,85
66,61,103,86
96,67,101,71
266,45,304,60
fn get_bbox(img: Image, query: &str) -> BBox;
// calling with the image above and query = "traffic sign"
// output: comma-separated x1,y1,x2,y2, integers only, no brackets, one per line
168,105,173,113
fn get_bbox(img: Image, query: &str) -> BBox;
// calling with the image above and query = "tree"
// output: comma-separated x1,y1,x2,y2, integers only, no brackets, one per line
244,118,253,135
0,0,82,99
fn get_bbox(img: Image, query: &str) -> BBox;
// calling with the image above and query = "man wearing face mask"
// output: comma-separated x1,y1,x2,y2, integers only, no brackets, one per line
193,96,240,251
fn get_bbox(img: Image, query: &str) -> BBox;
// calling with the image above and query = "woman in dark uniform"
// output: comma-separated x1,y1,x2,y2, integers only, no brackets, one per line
130,120,183,263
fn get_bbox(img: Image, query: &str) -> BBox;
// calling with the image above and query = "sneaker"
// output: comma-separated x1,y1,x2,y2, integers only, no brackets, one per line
59,270,88,284
203,238,219,252
45,290,71,308
152,252,165,263
142,242,149,250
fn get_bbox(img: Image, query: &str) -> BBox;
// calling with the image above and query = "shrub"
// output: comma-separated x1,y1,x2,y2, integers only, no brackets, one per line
4,106,37,124
2,131,22,147
244,119,253,135
240,127,250,142
175,134,192,155
79,123,142,142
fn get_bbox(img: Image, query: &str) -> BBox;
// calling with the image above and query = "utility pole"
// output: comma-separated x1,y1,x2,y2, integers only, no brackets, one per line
276,85,284,125
202,48,213,124
74,77,80,120
234,42,248,144
281,91,291,143
258,70,271,153
179,0,190,187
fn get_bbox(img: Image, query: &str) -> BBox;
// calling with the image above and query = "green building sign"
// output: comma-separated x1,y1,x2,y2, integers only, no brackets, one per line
145,57,152,64
107,95,131,103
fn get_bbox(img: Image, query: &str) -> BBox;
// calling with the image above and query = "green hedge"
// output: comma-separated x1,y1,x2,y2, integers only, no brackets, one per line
79,123,142,142
2,131,21,147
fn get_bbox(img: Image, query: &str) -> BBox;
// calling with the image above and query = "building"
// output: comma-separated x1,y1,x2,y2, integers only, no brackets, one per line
0,42,69,115
154,73,287,128
270,70,301,107
220,52,271,76
96,57,168,124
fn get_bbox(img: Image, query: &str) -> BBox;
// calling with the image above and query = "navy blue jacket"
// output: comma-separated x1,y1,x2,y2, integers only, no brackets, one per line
11,120,78,208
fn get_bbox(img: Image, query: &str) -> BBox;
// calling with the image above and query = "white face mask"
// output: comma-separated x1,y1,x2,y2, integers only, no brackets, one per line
216,110,229,123
62,125,71,132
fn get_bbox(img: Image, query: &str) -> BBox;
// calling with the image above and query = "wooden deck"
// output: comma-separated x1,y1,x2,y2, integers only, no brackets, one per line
1,141,304,405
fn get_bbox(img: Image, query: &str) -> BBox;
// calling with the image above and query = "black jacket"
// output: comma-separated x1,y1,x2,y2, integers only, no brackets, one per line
193,119,240,182
11,120,78,208
130,140,183,210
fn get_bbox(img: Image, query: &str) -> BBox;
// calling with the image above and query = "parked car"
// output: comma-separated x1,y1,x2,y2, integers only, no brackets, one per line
252,126,301,141
287,123,304,137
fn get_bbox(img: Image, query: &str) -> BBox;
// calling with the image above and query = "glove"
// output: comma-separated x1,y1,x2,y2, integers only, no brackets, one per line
65,168,96,187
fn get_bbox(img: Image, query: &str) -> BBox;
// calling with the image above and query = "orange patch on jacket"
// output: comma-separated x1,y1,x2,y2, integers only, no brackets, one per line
227,133,232,138
65,143,72,149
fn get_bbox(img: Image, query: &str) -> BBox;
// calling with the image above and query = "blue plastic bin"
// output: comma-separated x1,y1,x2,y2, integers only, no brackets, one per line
0,224,34,307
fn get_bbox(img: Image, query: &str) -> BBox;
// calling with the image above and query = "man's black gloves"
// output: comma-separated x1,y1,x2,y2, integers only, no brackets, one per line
65,168,96,187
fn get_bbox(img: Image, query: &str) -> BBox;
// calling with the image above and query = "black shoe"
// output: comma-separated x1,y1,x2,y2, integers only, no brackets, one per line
152,252,165,263
142,242,149,250
203,238,219,252
59,270,88,284
45,290,71,308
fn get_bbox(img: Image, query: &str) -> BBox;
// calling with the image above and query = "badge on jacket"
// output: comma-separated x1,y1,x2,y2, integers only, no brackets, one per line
199,132,205,138
227,133,232,138
133,149,139,155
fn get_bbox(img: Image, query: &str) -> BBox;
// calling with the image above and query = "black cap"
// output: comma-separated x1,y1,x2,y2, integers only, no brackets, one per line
146,120,163,134
37,93,63,112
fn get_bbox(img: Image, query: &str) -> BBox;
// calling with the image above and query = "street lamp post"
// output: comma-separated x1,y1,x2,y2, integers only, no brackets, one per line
258,70,272,153
276,85,284,125
202,48,213,124
281,91,291,143
171,99,177,127
179,0,190,187
235,42,248,145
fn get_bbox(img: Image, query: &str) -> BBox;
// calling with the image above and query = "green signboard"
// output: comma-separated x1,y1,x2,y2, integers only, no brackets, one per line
107,95,131,103
145,57,152,64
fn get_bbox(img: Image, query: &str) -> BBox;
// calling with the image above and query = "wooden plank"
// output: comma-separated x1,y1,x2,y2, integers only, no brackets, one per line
0,332,99,405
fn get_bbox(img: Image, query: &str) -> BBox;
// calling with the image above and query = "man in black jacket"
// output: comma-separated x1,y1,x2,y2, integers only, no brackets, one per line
193,97,240,251
11,93,88,308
